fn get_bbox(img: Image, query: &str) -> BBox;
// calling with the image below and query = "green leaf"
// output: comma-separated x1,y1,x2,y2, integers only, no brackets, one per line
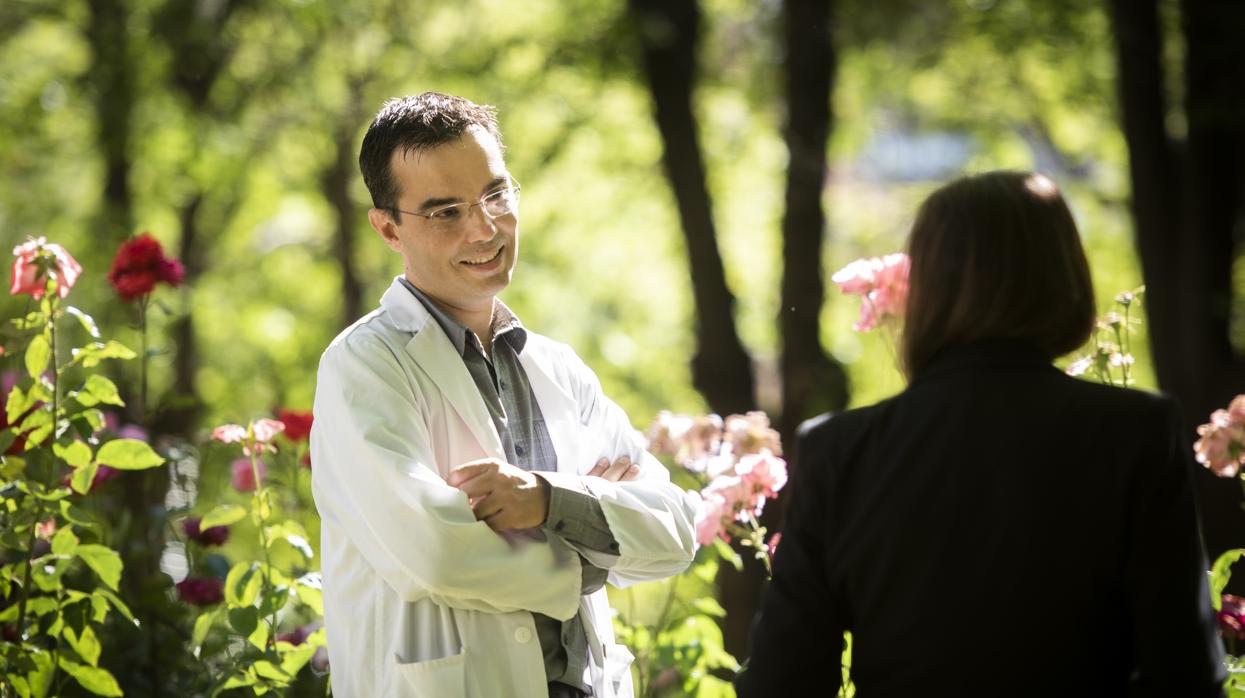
225,562,260,606
70,340,136,369
25,334,50,379
70,460,100,495
24,648,55,698
228,605,258,637
192,608,221,658
76,544,122,591
0,429,15,454
60,499,100,529
278,642,317,677
248,616,270,651
54,441,93,468
253,659,291,681
64,306,100,339
294,573,324,615
712,538,743,571
51,525,78,556
58,657,123,697
199,504,246,530
89,594,109,623
96,438,164,470
64,625,102,666
691,596,727,618
1212,549,1245,611
6,385,30,425
82,375,125,407
94,587,136,625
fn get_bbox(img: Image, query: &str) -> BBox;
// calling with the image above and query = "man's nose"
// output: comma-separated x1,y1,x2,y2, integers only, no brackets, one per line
462,204,497,242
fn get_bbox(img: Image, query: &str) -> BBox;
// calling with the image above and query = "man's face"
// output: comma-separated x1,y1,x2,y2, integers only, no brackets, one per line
371,126,518,317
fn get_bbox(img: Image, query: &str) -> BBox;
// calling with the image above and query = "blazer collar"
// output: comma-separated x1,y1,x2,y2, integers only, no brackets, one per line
912,338,1055,385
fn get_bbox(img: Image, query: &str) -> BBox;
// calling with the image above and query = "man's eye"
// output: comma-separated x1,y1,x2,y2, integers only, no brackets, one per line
431,207,461,220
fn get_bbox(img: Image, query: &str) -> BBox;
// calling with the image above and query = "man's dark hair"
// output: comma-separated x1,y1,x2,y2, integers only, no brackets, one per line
358,92,504,221
900,170,1096,379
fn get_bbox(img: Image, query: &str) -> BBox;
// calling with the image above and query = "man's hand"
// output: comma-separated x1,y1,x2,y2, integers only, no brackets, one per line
448,458,550,531
586,455,641,482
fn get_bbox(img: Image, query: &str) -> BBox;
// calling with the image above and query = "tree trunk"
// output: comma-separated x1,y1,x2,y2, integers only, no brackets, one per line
629,0,756,417
1109,0,1245,560
85,0,134,247
778,0,849,444
323,117,365,329
628,0,760,663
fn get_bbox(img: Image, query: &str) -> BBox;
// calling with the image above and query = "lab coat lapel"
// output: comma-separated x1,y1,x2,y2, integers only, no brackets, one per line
405,329,505,458
519,348,582,476
381,278,504,458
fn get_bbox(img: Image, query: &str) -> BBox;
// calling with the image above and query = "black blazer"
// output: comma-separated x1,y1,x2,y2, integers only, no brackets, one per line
736,340,1225,697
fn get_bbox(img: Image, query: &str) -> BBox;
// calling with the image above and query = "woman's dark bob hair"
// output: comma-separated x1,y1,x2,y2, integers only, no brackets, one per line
900,170,1096,379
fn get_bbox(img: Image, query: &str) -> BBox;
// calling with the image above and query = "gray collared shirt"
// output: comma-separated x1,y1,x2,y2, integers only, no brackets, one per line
400,278,617,695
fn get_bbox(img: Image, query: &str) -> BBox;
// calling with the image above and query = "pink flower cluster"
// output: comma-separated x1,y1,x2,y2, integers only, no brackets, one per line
1195,395,1245,478
648,411,787,546
212,418,285,457
831,252,910,331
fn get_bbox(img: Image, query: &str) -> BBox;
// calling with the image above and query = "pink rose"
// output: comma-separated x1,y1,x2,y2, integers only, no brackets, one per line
231,457,266,492
736,452,788,499
724,412,783,457
833,253,909,332
830,258,877,296
1195,397,1245,478
251,418,285,445
695,494,732,546
212,424,247,444
10,237,82,300
176,577,224,606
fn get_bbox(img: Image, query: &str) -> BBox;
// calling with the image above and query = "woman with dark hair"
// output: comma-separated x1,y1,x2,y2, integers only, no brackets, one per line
736,171,1225,697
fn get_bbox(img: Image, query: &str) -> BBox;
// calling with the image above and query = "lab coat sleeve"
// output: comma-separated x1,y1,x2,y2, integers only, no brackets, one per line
311,334,582,621
537,344,699,587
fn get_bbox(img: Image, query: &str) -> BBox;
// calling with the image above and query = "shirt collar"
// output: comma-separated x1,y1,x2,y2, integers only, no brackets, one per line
398,277,527,356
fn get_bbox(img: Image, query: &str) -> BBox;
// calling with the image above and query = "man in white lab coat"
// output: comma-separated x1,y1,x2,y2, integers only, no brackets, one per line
310,92,699,698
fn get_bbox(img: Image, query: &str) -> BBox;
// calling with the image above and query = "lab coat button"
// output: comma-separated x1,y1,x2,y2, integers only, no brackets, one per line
514,627,533,644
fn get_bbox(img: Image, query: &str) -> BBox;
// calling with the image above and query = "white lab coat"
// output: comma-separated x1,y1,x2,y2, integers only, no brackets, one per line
311,278,699,697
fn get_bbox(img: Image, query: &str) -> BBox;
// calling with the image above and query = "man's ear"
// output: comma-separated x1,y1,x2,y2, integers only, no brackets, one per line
368,208,402,251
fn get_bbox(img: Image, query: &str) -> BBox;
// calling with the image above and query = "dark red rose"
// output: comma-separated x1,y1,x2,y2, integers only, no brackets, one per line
181,517,230,546
106,233,185,302
175,577,224,607
1220,594,1245,640
277,626,310,646
276,409,314,442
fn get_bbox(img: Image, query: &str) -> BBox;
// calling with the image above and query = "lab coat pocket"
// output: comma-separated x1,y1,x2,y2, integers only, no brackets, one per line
603,643,635,697
394,651,467,697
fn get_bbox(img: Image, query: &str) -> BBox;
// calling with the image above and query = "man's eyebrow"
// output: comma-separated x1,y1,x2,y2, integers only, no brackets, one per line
480,176,508,195
414,177,509,212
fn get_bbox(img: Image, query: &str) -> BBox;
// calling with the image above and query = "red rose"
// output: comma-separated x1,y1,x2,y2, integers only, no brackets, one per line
175,577,224,606
276,409,314,442
181,516,230,546
106,233,185,302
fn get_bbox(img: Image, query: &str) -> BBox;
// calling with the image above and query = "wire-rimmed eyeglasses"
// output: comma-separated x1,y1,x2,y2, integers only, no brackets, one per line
389,183,521,230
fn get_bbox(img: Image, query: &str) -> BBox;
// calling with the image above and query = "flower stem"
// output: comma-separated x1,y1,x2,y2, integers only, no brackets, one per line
251,453,278,645
138,296,148,425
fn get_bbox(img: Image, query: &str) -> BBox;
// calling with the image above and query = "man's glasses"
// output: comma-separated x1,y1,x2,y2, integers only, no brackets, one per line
390,183,521,231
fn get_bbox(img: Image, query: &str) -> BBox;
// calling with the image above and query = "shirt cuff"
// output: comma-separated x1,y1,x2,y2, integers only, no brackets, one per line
536,472,621,556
